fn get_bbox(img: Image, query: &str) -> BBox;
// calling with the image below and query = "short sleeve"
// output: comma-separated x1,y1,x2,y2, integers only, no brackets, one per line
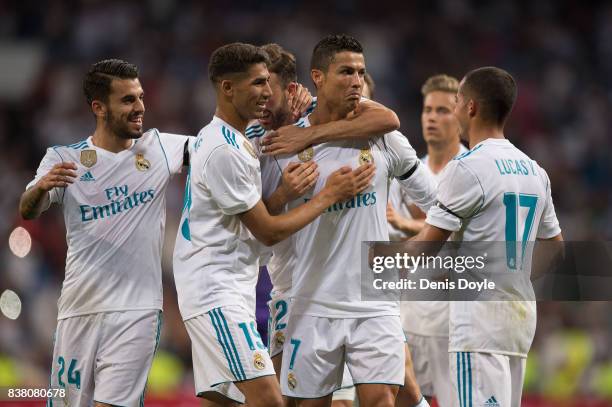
382,131,419,178
383,132,437,211
203,145,261,215
26,147,64,205
536,171,561,239
425,160,484,232
158,131,192,175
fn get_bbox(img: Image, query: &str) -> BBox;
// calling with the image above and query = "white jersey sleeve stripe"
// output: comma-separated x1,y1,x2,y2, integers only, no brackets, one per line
155,130,172,176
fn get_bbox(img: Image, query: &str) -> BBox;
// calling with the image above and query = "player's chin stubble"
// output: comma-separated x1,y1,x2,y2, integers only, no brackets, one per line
106,113,142,139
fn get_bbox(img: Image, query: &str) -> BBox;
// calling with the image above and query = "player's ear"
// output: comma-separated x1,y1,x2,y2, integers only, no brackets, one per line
220,79,233,97
311,69,324,90
467,99,477,118
286,81,298,98
91,100,106,119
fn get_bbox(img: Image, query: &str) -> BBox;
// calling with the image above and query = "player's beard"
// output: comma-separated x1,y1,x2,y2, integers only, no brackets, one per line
270,106,291,130
262,93,291,130
105,109,143,139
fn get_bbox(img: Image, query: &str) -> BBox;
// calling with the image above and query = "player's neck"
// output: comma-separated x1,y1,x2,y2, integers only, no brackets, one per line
468,122,505,149
427,142,461,174
215,106,248,134
309,100,349,125
91,128,133,153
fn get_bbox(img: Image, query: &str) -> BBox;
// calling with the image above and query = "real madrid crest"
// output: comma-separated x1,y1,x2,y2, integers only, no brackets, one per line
274,330,286,347
358,147,374,165
297,146,314,162
80,150,97,168
243,140,257,159
253,352,266,370
287,372,297,390
135,153,151,171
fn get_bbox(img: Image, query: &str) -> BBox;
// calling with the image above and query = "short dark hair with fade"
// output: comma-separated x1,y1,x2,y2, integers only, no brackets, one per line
83,59,139,105
261,43,297,87
421,74,459,96
208,42,270,83
310,34,363,72
461,67,517,126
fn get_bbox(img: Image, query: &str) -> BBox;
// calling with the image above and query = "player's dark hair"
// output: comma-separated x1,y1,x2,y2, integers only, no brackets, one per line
310,34,363,72
364,72,375,99
462,67,517,126
261,43,297,88
208,42,270,83
83,59,139,105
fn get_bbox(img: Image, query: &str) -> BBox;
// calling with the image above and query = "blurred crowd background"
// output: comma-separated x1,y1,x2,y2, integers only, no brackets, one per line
1,0,611,405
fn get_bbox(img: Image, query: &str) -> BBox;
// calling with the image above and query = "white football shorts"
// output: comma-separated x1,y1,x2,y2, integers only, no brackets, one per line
48,309,161,407
450,351,526,407
280,314,405,398
185,305,275,403
405,332,452,406
267,293,290,358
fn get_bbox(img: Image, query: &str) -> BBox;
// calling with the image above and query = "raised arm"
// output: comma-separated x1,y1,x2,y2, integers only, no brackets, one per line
261,99,400,155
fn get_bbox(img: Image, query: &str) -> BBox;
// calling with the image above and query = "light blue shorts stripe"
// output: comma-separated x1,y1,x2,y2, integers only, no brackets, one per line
217,308,247,380
208,309,241,381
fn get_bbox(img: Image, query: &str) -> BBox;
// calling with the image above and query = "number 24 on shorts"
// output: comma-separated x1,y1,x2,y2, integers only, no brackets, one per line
57,357,81,389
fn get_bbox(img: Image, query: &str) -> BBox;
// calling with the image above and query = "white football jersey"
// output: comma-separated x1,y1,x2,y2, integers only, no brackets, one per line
285,115,436,318
27,130,190,320
387,180,414,241
396,145,468,337
242,97,319,297
173,116,265,320
244,120,301,297
425,138,561,356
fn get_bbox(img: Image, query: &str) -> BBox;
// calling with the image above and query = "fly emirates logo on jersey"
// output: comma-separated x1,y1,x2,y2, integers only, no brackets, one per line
79,184,156,222
304,191,378,213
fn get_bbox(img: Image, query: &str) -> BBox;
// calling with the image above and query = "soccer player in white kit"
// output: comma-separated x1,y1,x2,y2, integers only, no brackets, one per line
272,34,436,407
386,74,467,407
245,43,401,407
172,43,375,407
408,67,563,407
19,59,191,407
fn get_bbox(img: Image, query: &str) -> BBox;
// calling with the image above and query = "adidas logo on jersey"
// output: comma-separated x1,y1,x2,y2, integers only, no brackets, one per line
79,171,96,182
484,396,500,407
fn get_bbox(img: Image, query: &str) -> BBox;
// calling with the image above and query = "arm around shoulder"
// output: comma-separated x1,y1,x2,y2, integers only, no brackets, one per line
309,98,400,145
261,99,400,155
